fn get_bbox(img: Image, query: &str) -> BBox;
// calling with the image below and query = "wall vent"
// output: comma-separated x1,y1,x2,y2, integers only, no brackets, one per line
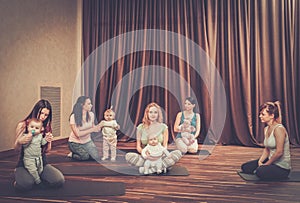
40,86,61,137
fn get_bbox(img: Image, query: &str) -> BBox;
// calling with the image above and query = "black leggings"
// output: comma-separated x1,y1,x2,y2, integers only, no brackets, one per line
241,159,290,180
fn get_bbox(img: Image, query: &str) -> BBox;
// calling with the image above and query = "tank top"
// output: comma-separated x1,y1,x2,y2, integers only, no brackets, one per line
176,112,197,138
137,123,168,146
264,124,291,170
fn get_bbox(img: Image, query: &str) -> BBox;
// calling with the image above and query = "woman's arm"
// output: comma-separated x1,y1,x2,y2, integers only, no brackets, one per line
141,145,148,159
258,147,270,166
257,127,270,166
44,132,54,152
70,112,100,138
173,112,182,133
162,127,169,148
136,129,143,153
46,141,52,152
263,127,286,166
70,124,100,138
194,113,201,139
14,122,32,150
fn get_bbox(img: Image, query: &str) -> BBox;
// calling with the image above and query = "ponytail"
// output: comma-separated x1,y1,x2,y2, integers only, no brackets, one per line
274,101,282,123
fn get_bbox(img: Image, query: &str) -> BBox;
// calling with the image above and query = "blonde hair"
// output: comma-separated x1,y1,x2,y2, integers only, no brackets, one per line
142,102,163,127
104,108,115,115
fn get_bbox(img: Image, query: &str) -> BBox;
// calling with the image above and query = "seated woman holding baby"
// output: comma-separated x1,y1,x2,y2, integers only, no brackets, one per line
125,102,182,174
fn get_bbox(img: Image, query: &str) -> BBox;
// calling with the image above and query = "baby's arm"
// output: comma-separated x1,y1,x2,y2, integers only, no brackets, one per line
41,135,48,146
178,124,183,131
22,136,30,148
190,126,196,132
22,133,31,148
141,146,149,159
98,120,105,128
99,120,119,130
114,121,120,130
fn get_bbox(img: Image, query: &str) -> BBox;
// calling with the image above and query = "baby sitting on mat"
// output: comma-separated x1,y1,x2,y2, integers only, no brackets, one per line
140,134,171,174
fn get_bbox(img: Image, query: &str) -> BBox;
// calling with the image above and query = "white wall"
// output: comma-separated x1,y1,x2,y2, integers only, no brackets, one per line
0,0,82,151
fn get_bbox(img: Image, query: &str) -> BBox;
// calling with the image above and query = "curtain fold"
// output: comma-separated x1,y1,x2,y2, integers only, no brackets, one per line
82,0,300,146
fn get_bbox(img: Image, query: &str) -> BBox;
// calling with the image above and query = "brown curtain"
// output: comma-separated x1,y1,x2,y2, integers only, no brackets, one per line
82,0,300,146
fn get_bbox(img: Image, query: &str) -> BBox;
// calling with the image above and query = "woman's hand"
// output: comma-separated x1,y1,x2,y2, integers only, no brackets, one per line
114,124,120,130
93,125,101,133
45,132,54,142
18,133,33,145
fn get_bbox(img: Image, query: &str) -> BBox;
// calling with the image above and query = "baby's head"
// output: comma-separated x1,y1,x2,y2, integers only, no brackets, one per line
148,134,159,146
104,109,115,121
27,118,43,135
183,119,191,127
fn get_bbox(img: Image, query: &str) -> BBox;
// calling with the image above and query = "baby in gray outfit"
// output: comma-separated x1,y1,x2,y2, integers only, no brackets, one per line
23,118,47,184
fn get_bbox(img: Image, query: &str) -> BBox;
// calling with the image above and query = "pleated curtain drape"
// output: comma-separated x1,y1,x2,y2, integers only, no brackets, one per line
81,0,300,147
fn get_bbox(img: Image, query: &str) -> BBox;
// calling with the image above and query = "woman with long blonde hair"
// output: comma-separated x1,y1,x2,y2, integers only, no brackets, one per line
126,102,182,174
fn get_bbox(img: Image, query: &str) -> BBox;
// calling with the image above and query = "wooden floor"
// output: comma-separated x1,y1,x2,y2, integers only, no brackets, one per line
1,140,300,203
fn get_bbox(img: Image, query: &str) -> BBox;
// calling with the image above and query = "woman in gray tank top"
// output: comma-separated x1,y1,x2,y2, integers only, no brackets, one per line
240,101,291,180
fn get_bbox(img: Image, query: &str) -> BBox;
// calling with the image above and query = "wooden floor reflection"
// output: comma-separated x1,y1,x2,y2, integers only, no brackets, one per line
1,140,300,203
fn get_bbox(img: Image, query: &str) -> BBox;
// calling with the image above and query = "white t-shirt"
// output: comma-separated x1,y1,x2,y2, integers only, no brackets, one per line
68,112,94,144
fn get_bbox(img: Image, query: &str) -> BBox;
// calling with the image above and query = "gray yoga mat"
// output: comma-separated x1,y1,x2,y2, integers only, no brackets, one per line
0,179,125,197
237,171,300,182
121,148,210,155
55,164,189,176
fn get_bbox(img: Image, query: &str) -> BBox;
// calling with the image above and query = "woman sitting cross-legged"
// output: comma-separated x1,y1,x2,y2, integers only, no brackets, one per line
125,102,182,174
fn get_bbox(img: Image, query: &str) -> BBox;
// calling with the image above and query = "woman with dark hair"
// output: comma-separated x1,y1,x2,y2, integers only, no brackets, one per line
14,99,65,191
240,101,291,180
68,96,101,161
174,97,201,154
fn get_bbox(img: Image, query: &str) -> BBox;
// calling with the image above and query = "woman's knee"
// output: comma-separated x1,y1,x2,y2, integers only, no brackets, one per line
255,165,273,179
188,148,197,154
175,139,188,153
241,163,248,172
187,141,198,153
125,152,144,167
14,167,35,190
72,152,90,160
41,165,65,187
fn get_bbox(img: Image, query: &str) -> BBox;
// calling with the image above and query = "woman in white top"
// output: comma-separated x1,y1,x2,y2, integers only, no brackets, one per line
68,96,101,161
241,101,291,180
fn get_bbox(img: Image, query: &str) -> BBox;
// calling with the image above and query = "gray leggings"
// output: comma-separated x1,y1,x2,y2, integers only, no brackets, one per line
14,164,65,190
68,140,99,161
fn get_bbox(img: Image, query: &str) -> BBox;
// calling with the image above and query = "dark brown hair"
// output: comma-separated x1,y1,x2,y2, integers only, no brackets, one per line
259,101,282,123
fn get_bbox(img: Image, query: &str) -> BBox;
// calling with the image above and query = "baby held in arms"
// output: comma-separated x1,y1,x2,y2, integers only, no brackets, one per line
23,118,47,186
179,118,196,146
140,134,171,174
